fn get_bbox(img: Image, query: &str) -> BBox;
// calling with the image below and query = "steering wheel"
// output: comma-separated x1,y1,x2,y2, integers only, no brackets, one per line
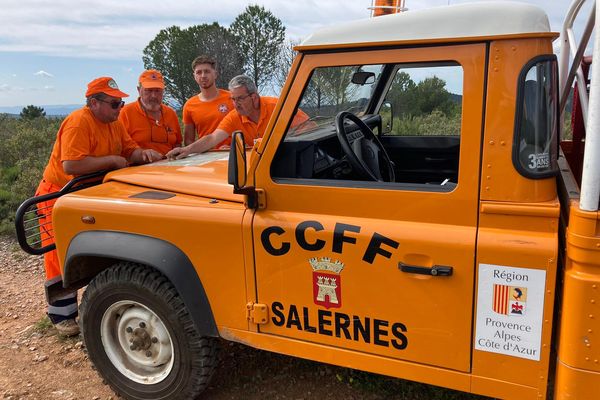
335,111,395,182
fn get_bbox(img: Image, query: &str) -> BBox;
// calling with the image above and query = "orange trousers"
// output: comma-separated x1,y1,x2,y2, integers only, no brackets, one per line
35,180,62,280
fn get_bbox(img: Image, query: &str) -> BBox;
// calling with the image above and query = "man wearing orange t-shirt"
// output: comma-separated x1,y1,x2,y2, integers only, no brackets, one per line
36,77,162,336
119,69,182,156
167,75,310,159
182,55,234,146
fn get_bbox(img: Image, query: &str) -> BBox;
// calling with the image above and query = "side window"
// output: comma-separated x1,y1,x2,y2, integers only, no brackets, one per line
383,63,463,137
271,62,464,191
513,55,559,178
381,63,463,187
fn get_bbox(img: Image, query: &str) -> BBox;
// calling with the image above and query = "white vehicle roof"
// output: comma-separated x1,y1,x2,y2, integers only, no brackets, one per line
300,1,552,49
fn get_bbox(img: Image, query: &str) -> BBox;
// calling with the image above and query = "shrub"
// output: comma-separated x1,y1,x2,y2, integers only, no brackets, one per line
391,110,461,136
0,116,62,235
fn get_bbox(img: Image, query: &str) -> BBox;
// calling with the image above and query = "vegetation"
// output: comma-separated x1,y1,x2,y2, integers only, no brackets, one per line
142,5,286,105
334,368,487,399
272,39,300,92
33,315,53,334
229,5,286,91
562,110,573,140
392,110,461,136
142,23,244,107
0,115,62,234
385,72,461,136
20,105,46,120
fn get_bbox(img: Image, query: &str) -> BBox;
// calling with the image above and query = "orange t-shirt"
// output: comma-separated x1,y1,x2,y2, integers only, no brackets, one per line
182,89,234,145
217,96,310,146
119,99,182,155
42,107,139,188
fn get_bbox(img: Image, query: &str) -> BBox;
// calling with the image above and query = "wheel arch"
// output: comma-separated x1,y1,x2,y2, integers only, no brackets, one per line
63,230,218,337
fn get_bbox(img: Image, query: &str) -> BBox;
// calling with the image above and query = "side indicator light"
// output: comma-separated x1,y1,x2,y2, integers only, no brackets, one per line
81,216,96,224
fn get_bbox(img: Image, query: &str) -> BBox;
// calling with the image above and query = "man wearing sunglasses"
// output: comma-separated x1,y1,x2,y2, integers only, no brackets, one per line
119,69,182,156
35,76,163,337
167,75,310,159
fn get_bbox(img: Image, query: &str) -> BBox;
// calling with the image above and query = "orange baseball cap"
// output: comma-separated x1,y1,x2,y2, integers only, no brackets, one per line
139,69,165,89
85,77,129,98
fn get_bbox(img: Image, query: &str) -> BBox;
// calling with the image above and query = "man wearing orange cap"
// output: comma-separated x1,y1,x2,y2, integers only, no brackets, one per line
35,76,162,336
119,69,182,155
182,55,234,147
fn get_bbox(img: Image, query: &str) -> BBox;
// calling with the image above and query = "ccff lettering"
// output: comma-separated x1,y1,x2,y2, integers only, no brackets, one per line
261,220,400,265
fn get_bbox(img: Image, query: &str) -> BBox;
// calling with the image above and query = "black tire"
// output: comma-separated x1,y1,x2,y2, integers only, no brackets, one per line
80,262,217,400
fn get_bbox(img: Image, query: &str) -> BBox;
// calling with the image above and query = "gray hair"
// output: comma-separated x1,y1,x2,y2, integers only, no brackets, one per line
86,93,106,107
228,75,257,94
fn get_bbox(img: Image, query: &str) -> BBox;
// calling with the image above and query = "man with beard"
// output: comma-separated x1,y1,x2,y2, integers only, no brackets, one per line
182,55,234,147
119,69,182,156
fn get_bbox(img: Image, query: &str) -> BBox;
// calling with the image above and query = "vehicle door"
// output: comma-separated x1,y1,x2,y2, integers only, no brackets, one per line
251,44,486,372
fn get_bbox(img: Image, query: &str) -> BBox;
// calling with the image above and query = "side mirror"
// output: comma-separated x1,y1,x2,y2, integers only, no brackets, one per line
228,131,258,208
228,131,247,190
380,101,393,134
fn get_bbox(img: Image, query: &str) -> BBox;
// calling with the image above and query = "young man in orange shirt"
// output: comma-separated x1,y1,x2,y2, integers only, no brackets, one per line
119,69,182,156
182,55,234,146
167,75,310,159
36,77,162,336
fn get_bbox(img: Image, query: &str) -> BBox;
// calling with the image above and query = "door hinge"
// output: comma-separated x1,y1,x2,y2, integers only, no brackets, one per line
256,188,266,209
246,302,269,325
244,188,266,210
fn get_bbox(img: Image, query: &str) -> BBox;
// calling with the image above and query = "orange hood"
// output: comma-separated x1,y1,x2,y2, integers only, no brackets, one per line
104,151,244,202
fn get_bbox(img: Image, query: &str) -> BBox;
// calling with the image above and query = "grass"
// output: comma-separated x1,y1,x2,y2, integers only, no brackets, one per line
218,341,490,399
33,315,53,335
335,368,489,400
33,315,81,343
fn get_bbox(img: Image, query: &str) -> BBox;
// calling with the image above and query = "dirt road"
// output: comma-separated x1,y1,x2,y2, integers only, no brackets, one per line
0,236,487,400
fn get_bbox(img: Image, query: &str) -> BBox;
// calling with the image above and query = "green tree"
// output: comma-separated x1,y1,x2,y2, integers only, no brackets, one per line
385,71,417,117
143,23,243,107
413,76,456,116
229,5,286,91
386,73,458,118
20,105,46,120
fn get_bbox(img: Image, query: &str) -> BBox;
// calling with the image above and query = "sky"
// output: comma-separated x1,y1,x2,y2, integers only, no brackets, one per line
0,0,590,108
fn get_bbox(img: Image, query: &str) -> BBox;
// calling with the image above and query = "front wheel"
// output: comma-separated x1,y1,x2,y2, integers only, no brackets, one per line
80,262,217,400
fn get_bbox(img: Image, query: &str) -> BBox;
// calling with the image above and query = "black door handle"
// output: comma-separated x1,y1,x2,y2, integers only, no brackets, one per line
399,262,453,276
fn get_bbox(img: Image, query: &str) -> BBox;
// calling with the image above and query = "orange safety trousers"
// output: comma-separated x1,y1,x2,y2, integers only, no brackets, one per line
35,180,62,280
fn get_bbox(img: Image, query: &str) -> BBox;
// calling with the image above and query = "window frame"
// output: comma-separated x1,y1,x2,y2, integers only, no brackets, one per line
511,54,559,179
271,60,465,191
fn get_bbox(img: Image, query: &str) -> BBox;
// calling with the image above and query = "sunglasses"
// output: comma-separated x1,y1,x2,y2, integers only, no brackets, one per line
97,98,125,109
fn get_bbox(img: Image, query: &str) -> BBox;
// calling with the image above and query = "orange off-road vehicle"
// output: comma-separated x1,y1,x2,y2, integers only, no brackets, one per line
16,1,600,399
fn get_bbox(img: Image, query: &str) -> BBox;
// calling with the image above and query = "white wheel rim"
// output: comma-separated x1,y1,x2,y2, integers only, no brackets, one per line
101,300,174,384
